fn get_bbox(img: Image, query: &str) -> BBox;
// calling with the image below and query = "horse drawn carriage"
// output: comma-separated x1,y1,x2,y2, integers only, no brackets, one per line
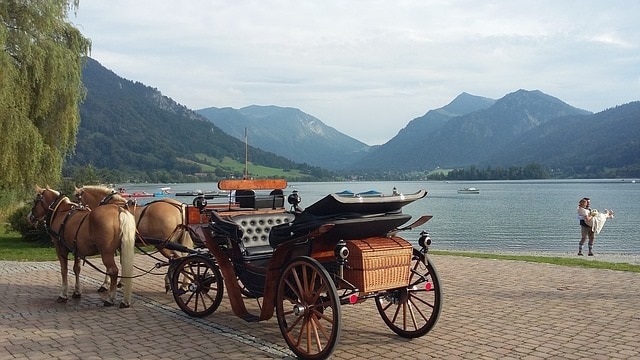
35,179,441,359
167,179,442,359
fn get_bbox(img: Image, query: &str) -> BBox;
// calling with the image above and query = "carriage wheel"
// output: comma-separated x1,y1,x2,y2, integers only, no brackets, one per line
375,249,442,338
276,256,341,360
171,255,224,318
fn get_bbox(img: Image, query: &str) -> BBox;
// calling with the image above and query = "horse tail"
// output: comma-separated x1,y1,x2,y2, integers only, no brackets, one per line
118,209,136,307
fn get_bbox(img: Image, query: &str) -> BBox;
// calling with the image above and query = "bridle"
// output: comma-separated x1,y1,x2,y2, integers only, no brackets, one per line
29,190,70,229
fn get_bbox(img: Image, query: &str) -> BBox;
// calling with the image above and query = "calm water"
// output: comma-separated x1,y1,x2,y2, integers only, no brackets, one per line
122,179,640,255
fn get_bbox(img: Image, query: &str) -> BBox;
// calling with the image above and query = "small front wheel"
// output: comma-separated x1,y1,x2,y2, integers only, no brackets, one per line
375,249,442,338
171,255,224,318
276,256,341,360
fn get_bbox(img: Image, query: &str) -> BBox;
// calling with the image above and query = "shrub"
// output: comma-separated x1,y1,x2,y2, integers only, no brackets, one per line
5,204,50,245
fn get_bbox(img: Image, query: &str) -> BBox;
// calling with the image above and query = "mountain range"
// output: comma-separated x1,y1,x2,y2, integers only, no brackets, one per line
196,105,369,170
68,58,640,180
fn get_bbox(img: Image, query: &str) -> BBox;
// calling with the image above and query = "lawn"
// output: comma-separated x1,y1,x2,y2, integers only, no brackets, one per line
0,230,57,261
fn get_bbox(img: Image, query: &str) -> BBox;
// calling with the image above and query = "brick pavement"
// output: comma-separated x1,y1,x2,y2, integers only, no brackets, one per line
1,254,639,359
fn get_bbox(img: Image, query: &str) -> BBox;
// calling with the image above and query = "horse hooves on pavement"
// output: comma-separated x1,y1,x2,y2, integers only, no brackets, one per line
97,286,108,293
56,297,68,303
72,293,81,299
103,301,115,307
119,302,131,309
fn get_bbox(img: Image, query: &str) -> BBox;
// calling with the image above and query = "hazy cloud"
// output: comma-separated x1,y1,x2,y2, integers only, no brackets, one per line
72,0,640,145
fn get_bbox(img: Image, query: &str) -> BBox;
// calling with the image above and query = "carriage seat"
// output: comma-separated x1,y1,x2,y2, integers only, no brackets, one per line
227,212,295,257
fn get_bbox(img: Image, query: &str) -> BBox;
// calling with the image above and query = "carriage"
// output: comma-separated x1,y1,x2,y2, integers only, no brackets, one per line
165,179,442,359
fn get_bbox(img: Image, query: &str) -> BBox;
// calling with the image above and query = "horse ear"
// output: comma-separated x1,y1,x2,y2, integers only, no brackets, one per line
35,185,43,192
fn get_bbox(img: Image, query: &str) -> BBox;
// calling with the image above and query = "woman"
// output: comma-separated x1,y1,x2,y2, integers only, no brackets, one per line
576,198,594,256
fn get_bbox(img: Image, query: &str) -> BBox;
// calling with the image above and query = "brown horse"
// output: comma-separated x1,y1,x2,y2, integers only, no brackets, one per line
28,186,136,308
74,185,194,290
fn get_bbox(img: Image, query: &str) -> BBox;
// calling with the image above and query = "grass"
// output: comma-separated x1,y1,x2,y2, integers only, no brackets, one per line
184,154,311,178
0,230,57,261
431,250,640,273
2,229,639,273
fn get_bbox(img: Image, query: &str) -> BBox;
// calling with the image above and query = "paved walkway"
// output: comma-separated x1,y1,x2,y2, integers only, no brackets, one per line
1,254,639,359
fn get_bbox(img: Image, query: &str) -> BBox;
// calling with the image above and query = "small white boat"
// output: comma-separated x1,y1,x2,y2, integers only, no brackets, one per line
457,187,480,194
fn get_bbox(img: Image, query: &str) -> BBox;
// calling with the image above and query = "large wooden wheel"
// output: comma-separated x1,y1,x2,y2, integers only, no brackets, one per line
171,254,224,318
375,249,442,338
276,256,341,360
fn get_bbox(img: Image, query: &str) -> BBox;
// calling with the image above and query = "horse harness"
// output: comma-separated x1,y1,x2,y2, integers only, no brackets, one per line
38,193,92,256
34,191,139,278
91,192,189,251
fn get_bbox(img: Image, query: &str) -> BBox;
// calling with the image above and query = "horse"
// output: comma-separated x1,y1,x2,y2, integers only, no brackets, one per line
74,185,195,290
28,186,136,308
589,208,614,234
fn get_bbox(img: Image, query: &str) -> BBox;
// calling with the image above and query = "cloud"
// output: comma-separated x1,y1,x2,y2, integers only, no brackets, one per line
71,0,640,145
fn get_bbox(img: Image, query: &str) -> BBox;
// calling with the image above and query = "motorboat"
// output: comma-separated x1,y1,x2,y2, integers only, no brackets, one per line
154,187,175,198
457,187,480,194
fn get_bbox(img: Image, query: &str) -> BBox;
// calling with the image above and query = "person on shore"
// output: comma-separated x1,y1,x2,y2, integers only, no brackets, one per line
577,197,594,256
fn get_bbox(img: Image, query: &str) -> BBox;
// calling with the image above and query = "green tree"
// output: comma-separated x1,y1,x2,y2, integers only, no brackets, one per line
0,0,91,207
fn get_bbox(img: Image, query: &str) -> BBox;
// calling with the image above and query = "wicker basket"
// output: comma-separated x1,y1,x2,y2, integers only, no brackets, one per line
344,236,413,293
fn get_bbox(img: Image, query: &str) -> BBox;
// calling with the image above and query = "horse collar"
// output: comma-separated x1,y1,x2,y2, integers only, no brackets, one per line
100,191,117,206
46,193,68,227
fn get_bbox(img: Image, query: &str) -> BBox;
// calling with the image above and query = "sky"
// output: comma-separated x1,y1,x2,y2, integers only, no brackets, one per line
70,1,640,145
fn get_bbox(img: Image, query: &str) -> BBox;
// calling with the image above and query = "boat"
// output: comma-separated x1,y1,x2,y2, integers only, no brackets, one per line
129,191,154,198
175,190,228,198
154,187,175,198
457,187,480,194
175,190,204,197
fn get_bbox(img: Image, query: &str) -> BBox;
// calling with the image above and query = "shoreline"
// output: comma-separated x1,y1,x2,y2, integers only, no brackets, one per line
435,249,640,265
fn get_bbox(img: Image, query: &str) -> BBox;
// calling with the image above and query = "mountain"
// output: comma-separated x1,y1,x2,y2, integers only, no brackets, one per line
68,58,640,181
196,106,370,170
66,58,328,181
491,101,640,170
352,92,496,170
351,89,592,171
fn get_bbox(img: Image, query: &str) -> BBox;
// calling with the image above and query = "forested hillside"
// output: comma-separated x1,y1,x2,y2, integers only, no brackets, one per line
64,58,331,182
64,59,640,183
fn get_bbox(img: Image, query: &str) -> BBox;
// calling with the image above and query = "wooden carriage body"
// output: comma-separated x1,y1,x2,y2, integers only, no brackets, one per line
173,179,441,360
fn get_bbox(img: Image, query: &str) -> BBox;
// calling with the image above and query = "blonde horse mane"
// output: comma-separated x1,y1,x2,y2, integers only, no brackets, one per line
77,185,128,203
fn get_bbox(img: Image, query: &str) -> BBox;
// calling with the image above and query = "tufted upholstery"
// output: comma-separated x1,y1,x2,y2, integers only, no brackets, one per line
230,212,295,256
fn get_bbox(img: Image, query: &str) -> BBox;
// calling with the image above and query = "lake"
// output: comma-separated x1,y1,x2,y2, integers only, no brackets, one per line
120,179,640,255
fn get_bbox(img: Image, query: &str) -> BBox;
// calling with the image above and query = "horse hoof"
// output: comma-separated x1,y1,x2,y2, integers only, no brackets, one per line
103,301,115,307
72,293,81,299
97,286,108,293
56,297,68,303
119,302,131,309
117,283,123,289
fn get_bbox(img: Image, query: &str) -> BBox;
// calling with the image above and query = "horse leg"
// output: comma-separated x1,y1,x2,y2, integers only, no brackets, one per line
98,274,110,292
163,227,195,292
101,256,119,307
71,256,82,298
57,254,69,303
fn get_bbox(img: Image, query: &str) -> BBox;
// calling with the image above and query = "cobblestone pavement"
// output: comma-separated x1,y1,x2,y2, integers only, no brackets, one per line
1,254,639,359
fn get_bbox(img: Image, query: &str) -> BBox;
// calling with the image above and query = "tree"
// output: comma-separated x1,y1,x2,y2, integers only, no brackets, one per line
0,0,90,207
